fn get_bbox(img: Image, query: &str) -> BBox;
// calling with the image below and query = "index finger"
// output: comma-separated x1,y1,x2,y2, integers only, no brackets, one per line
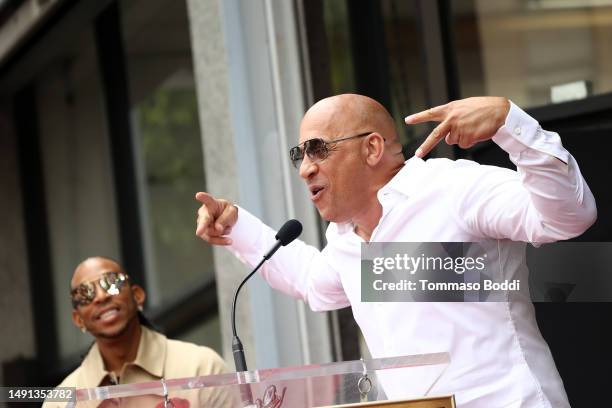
195,192,217,235
195,191,216,207
415,119,451,158
404,104,448,125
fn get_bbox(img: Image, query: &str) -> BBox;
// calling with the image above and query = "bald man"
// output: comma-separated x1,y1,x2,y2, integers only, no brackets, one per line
195,95,596,407
43,257,233,407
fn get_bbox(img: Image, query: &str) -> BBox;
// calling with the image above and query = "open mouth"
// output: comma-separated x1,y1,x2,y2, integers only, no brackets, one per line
309,186,324,201
97,306,120,322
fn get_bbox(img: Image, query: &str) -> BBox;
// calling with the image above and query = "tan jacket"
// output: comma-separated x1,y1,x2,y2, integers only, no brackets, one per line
43,326,236,407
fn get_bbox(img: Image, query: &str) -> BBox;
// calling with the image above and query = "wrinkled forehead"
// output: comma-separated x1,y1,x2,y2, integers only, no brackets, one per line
71,258,123,288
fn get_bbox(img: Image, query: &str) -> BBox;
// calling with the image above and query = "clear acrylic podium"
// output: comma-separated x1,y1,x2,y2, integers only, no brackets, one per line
70,352,452,407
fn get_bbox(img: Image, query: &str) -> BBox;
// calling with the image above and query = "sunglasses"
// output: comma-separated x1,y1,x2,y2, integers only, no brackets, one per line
289,131,373,168
70,271,129,308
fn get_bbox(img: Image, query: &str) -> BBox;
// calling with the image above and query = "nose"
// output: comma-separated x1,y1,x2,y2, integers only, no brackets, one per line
93,282,111,304
299,155,318,180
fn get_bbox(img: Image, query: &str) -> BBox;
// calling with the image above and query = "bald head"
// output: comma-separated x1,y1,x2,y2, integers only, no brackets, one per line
71,256,123,288
302,94,399,145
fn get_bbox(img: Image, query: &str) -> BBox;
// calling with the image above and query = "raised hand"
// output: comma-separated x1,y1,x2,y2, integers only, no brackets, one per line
405,96,510,158
195,192,238,246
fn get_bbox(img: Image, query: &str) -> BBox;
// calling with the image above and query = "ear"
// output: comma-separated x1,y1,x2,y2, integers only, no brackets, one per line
364,132,385,167
71,308,84,330
131,284,146,308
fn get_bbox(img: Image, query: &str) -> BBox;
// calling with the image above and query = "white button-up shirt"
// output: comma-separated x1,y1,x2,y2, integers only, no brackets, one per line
227,102,596,407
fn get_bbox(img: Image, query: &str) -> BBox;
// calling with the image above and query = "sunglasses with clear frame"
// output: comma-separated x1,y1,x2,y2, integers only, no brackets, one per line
289,131,374,168
70,271,129,308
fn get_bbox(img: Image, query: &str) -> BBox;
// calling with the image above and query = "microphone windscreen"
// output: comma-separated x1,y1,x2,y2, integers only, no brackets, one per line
275,219,303,246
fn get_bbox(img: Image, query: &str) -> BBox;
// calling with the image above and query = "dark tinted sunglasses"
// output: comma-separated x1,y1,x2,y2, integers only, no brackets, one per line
70,271,129,308
289,131,373,168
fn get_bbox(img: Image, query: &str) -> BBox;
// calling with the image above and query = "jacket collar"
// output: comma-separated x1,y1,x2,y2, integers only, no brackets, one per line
80,325,167,386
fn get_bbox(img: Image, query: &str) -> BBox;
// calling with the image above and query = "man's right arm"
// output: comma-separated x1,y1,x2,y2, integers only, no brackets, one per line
195,192,349,311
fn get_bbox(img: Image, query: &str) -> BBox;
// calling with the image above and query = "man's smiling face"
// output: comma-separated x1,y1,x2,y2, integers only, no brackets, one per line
71,257,143,339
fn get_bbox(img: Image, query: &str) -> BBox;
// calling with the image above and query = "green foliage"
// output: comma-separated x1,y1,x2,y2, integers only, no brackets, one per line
139,88,204,188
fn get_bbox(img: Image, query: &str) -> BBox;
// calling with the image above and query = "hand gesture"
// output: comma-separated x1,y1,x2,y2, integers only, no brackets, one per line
195,192,238,246
405,96,510,158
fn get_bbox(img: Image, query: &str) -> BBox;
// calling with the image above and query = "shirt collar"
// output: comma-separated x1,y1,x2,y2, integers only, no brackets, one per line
80,325,167,386
380,157,427,197
80,342,107,386
132,325,166,378
332,157,426,236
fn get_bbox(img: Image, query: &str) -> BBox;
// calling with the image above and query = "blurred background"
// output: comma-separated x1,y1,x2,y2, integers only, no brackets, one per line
0,0,610,406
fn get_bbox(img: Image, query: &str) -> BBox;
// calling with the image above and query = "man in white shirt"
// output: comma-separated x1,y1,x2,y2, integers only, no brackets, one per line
194,94,596,407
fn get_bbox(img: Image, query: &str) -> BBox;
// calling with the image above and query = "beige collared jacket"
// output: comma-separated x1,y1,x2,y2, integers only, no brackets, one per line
42,326,236,407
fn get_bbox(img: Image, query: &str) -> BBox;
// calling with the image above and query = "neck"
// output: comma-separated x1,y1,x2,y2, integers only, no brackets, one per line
353,200,383,242
352,163,404,241
96,320,142,374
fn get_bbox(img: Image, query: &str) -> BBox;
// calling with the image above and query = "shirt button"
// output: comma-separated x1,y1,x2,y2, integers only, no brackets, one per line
514,126,522,135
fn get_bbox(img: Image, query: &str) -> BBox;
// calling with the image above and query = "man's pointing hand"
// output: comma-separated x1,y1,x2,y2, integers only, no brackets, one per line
405,96,510,158
195,192,238,246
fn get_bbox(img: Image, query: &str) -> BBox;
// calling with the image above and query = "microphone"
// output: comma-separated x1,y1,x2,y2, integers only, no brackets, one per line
231,219,303,371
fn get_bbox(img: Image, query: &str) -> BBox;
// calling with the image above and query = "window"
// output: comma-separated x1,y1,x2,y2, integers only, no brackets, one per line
316,0,429,152
120,0,221,348
453,0,612,107
35,28,120,360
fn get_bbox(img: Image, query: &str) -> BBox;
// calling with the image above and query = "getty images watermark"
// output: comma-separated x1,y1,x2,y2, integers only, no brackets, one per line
361,242,612,302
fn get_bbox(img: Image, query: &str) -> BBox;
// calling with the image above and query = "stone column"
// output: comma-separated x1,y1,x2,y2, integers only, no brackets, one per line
186,0,333,369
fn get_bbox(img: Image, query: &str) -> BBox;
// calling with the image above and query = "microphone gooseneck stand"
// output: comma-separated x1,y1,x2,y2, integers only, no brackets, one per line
229,219,303,407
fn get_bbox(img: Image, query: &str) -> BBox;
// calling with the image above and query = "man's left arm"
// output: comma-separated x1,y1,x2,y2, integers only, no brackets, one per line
406,97,597,242
489,102,596,240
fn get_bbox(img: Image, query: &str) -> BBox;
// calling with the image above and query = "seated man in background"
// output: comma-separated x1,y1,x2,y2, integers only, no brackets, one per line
43,256,232,407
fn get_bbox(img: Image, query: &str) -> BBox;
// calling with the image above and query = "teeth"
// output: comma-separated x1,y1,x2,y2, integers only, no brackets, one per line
99,309,118,320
